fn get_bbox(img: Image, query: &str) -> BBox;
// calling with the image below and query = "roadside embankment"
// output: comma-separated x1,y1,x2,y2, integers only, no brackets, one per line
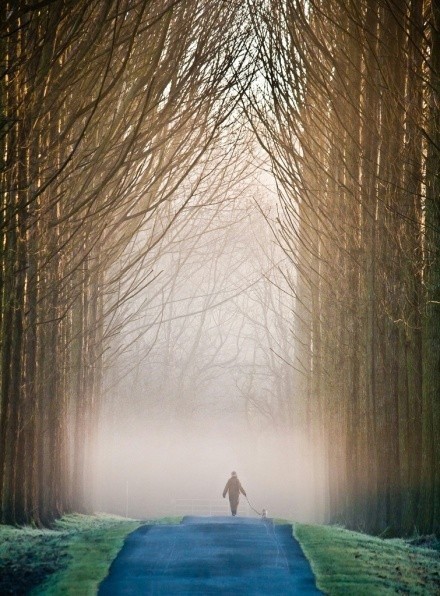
295,523,440,595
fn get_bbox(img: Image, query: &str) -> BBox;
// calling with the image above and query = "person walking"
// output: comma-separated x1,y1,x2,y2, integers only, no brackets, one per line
222,471,246,516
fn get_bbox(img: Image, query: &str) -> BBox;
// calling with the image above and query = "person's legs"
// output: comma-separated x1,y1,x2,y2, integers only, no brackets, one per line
230,498,238,516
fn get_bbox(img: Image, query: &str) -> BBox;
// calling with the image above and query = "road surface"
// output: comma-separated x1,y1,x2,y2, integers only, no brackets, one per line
99,516,323,595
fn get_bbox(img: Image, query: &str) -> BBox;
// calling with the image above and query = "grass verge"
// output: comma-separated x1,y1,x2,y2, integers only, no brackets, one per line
295,523,440,595
33,514,141,595
0,523,70,595
0,513,182,595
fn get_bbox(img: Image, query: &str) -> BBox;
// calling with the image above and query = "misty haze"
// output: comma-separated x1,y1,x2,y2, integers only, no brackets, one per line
94,167,325,522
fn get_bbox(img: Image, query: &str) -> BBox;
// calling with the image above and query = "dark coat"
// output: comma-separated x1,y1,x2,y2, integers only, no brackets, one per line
223,476,246,504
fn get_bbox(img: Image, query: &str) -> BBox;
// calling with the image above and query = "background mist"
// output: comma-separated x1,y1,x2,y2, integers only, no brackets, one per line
94,420,323,522
92,161,327,523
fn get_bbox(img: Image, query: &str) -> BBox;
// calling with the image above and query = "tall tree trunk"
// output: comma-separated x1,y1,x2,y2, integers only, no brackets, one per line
419,0,440,535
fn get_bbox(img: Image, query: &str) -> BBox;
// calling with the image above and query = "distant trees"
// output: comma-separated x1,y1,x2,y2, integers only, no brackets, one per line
250,0,439,535
0,0,249,525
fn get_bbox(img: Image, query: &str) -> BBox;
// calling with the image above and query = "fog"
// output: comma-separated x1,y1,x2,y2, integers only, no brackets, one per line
93,146,327,523
95,422,322,522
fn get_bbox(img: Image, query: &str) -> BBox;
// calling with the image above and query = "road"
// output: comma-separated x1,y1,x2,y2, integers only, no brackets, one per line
99,516,323,595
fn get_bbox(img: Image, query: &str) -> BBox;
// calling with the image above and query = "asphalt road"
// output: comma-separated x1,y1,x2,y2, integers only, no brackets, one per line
99,516,323,595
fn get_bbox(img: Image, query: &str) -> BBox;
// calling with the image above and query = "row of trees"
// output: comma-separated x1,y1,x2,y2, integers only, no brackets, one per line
1,0,438,536
252,0,439,534
0,0,249,525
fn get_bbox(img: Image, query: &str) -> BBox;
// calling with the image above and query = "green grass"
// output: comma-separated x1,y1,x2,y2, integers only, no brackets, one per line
295,523,440,595
0,513,182,595
0,523,70,594
33,514,141,595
